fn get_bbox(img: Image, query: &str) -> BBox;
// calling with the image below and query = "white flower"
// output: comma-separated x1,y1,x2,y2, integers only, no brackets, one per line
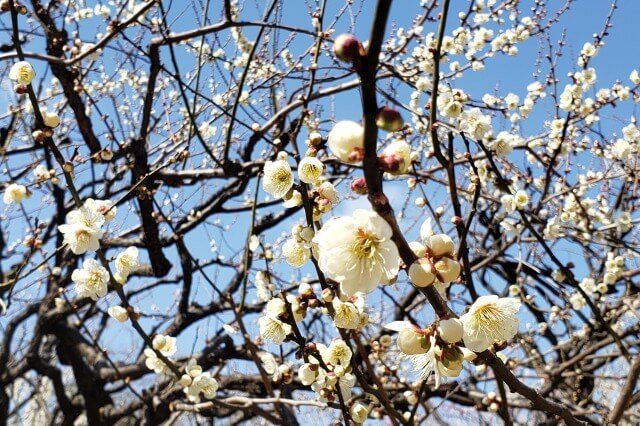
185,372,219,402
327,121,364,163
282,238,310,268
459,108,492,140
514,190,529,209
258,315,292,345
33,164,51,181
152,334,177,356
317,181,339,204
501,194,516,213
144,348,171,375
72,259,109,300
350,401,370,424
437,318,464,343
108,306,128,322
43,111,60,128
313,210,400,296
320,339,352,366
115,246,139,282
9,61,36,85
297,156,324,184
262,160,293,198
332,298,361,329
3,183,28,204
255,271,274,302
490,131,515,157
58,207,105,254
460,295,521,352
84,198,117,222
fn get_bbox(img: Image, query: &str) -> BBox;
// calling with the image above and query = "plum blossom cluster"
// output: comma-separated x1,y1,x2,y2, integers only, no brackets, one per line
386,295,520,387
407,219,461,298
258,283,319,345
298,339,358,404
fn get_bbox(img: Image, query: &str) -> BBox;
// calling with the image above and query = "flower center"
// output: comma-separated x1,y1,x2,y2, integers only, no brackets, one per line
471,304,508,334
274,169,290,183
75,229,91,244
353,228,380,259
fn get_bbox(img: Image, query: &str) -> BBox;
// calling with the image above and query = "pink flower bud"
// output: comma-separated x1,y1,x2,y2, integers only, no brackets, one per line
334,34,365,63
350,177,368,195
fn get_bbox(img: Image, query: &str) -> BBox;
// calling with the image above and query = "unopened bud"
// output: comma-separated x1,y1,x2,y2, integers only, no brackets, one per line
350,177,367,195
334,34,365,63
376,106,404,132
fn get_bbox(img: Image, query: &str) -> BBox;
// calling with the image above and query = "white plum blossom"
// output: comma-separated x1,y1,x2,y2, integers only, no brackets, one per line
298,363,319,385
282,238,311,268
259,315,292,344
331,297,361,329
84,198,117,222
319,339,352,366
115,246,139,283
262,160,294,198
3,183,29,204
152,334,177,356
259,299,292,344
385,321,430,355
72,259,109,300
9,61,36,85
327,121,364,163
460,295,521,352
459,108,492,140
313,209,400,296
58,207,105,254
297,156,324,183
407,336,464,388
182,361,219,403
144,348,171,375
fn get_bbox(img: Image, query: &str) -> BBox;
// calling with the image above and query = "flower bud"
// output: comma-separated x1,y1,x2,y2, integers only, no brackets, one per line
308,131,323,146
408,241,427,258
179,374,192,387
437,318,463,343
408,259,436,287
428,234,455,258
349,401,370,424
435,258,461,283
321,288,334,302
350,177,367,195
14,84,28,94
397,327,430,355
334,34,365,63
376,106,404,132
108,306,129,323
43,112,60,128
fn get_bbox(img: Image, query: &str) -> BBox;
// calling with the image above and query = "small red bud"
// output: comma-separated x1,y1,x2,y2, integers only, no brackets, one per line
350,177,368,195
334,34,365,63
